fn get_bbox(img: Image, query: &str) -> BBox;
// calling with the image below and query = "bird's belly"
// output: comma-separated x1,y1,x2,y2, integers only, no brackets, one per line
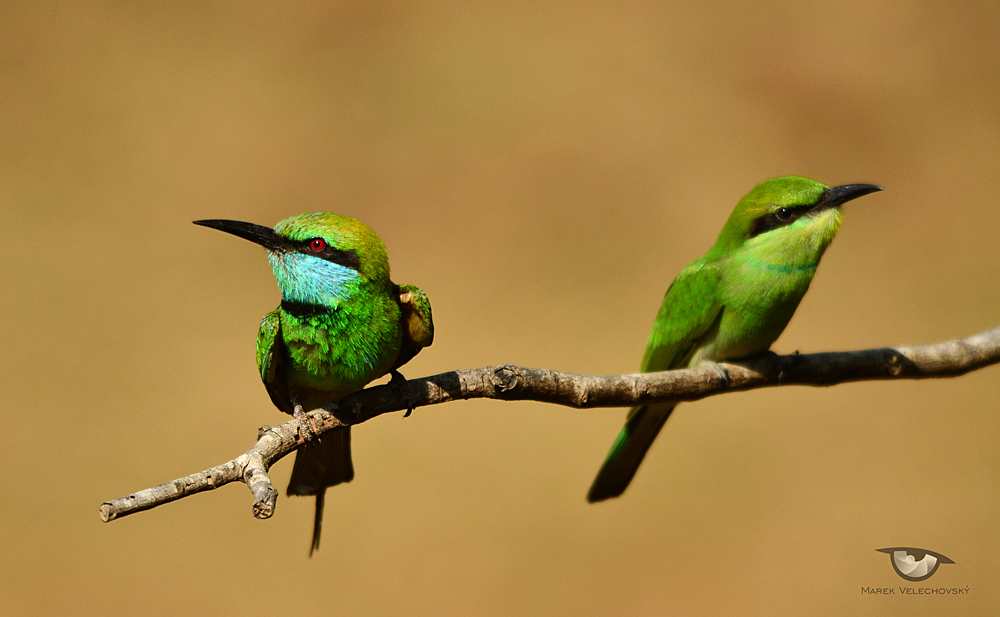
696,278,810,364
281,321,402,395
705,305,796,360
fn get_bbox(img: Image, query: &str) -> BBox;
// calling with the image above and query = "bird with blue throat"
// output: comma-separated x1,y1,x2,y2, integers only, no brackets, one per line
588,176,881,503
195,212,433,554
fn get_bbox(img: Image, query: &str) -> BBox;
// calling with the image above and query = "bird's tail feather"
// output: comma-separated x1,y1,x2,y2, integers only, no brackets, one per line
309,490,324,557
587,404,675,502
287,426,354,555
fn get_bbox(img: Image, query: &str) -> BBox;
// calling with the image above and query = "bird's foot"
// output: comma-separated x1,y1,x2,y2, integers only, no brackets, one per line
389,369,416,417
291,395,320,444
760,350,785,383
709,362,731,390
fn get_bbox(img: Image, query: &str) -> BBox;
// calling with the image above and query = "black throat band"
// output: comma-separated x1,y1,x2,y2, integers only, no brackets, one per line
280,300,334,318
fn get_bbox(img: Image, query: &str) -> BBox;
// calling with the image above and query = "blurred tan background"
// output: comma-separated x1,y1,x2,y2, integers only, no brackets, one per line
2,1,999,615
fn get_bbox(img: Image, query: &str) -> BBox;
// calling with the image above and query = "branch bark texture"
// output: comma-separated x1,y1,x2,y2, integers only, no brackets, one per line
100,325,1000,523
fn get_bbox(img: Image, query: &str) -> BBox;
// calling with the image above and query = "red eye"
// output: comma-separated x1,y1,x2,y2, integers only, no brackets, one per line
309,238,327,252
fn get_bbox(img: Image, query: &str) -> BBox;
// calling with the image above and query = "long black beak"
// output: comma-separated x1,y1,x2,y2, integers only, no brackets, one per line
819,184,883,208
193,219,283,251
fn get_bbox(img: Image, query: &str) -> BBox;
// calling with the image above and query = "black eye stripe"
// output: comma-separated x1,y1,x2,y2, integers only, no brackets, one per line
747,207,808,238
294,240,361,270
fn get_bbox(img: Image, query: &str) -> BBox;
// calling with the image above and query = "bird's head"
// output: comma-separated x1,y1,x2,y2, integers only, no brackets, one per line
711,176,882,254
194,212,390,306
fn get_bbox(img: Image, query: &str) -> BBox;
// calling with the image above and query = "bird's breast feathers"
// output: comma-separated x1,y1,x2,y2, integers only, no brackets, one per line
278,300,402,392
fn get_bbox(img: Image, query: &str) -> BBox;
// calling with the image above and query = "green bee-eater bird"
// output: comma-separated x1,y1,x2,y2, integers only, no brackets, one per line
194,213,434,553
588,176,881,503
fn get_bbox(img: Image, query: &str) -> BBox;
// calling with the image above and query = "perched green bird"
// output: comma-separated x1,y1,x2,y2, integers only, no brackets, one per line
194,213,434,553
588,176,880,503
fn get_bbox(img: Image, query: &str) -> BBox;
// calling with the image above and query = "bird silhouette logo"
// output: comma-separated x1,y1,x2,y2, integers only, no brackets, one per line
876,547,955,581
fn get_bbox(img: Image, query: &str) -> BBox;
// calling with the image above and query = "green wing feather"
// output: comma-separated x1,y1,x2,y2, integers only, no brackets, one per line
255,309,294,414
587,260,724,502
639,261,724,373
256,309,281,384
393,283,434,370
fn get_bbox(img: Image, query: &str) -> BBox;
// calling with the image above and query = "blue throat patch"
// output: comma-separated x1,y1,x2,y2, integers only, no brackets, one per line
268,251,359,306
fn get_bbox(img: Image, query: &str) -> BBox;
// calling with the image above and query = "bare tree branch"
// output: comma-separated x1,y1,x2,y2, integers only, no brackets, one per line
100,325,1000,523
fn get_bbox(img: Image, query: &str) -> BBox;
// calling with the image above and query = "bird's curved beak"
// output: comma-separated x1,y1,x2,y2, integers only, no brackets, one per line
193,219,283,251
819,184,883,209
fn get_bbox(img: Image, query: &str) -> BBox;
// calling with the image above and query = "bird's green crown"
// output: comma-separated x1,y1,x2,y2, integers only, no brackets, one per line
192,212,394,308
274,212,391,283
712,176,828,251
708,176,880,257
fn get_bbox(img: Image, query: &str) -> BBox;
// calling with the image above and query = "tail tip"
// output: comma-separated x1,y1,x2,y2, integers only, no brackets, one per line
586,484,625,503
